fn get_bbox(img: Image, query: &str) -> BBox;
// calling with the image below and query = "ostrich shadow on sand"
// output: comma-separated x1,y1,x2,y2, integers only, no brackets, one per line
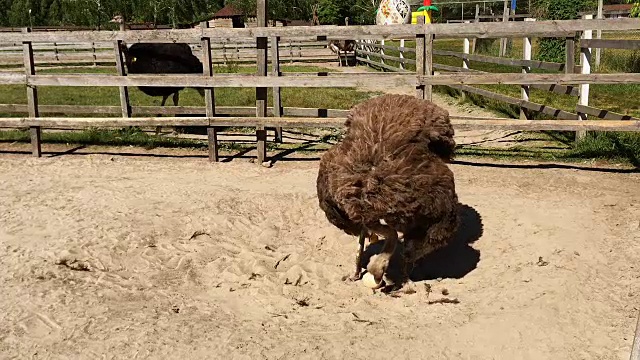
361,203,483,283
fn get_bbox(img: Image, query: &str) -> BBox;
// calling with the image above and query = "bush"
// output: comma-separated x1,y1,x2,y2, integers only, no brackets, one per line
531,0,596,63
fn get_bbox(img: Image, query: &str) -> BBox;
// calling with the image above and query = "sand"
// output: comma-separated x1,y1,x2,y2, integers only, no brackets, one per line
0,152,639,360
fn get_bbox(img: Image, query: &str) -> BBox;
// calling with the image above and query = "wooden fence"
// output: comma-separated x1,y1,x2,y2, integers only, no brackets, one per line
1,17,640,164
0,39,334,68
356,30,640,126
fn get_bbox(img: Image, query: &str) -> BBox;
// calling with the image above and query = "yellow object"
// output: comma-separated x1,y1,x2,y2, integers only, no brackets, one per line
411,10,432,24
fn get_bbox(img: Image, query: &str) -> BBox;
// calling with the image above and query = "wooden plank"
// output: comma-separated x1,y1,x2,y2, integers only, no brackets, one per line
575,105,639,120
113,39,131,118
9,72,640,88
356,56,408,73
271,35,283,143
449,84,578,119
631,310,640,360
435,49,565,71
201,21,218,163
581,39,640,50
434,63,578,96
6,72,640,88
1,18,639,43
256,0,268,164
0,116,638,132
416,72,640,85
24,73,417,88
0,104,352,118
22,28,41,158
357,49,416,64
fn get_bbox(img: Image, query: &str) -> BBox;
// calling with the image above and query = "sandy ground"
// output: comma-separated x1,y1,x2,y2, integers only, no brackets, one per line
0,151,639,359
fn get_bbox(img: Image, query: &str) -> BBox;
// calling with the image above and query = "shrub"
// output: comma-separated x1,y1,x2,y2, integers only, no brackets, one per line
531,0,596,63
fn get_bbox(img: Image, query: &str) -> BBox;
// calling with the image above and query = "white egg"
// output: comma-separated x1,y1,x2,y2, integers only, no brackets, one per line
362,272,383,289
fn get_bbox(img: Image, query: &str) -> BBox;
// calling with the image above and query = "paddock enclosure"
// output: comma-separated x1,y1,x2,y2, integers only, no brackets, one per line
1,17,640,164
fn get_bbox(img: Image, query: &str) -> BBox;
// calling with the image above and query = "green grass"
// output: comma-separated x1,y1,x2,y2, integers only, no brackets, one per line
0,65,374,114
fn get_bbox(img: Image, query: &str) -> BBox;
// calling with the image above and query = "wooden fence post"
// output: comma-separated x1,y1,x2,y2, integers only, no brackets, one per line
22,27,41,157
399,38,405,70
472,4,480,53
271,35,283,143
415,16,426,99
415,16,433,101
53,42,59,61
256,0,268,164
577,14,593,141
113,38,131,118
201,21,218,162
521,35,532,119
91,42,97,66
380,39,386,66
289,41,293,64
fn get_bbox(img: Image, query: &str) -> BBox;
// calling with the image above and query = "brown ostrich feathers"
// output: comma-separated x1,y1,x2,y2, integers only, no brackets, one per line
317,94,459,280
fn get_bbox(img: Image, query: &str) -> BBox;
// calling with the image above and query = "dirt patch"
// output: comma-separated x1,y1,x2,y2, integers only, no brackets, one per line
0,154,638,359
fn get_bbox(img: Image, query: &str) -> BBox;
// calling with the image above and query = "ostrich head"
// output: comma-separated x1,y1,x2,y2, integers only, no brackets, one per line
110,15,124,25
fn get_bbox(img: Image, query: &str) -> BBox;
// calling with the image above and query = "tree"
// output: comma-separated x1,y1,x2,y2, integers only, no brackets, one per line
627,0,640,17
531,0,596,62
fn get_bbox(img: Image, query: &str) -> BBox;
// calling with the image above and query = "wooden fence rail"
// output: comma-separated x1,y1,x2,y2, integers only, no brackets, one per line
0,40,334,67
1,18,640,163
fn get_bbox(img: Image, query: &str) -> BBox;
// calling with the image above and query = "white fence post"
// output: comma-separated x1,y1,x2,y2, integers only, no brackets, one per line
380,39,386,66
521,35,532,120
577,14,593,141
462,22,471,101
463,23,470,70
596,0,603,70
399,38,405,70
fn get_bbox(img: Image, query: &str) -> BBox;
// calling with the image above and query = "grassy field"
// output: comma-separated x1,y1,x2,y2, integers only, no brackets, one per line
0,65,375,113
379,37,640,119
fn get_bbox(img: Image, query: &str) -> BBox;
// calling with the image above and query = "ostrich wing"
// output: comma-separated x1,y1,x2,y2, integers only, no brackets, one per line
317,147,362,237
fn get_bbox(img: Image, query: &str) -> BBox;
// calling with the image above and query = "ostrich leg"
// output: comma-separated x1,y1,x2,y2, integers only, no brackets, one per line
366,223,399,285
156,95,169,136
349,229,367,281
171,92,180,134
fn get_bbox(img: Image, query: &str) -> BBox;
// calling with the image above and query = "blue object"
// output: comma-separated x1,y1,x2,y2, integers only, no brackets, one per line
511,0,516,11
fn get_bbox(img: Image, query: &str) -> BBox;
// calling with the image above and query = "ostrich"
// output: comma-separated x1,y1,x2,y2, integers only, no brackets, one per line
328,40,356,67
316,94,459,289
110,15,205,134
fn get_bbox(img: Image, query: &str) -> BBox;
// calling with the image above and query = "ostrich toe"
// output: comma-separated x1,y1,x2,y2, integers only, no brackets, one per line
369,233,379,244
